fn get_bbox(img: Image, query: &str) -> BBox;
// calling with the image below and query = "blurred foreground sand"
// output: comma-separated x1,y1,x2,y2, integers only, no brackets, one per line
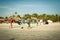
0,22,60,40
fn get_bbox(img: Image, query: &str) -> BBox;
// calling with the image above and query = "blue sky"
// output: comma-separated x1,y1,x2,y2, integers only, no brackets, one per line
0,0,60,17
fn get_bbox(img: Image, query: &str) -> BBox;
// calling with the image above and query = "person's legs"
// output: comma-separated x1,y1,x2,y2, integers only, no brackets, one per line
28,23,30,27
11,23,12,28
27,23,31,29
37,22,38,26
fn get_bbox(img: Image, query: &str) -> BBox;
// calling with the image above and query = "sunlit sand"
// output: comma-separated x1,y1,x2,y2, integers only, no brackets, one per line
0,22,60,40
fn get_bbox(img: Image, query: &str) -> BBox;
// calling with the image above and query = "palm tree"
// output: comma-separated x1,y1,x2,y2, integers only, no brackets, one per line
55,14,59,22
42,14,47,22
24,14,31,19
5,16,8,21
0,17,4,19
31,13,38,18
15,12,17,14
17,15,21,18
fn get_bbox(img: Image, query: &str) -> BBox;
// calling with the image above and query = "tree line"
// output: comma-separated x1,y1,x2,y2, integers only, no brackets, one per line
0,12,60,22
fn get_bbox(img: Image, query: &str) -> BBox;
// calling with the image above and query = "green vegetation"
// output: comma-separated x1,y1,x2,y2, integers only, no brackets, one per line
23,13,60,22
0,12,60,22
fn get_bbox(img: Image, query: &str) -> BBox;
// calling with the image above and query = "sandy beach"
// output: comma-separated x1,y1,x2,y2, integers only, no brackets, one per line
0,22,60,40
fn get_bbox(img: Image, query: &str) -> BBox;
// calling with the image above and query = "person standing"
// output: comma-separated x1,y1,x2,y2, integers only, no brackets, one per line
36,19,38,26
10,18,13,28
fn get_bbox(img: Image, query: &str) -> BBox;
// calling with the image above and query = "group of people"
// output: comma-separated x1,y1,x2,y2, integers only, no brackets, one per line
9,18,49,29
9,18,31,29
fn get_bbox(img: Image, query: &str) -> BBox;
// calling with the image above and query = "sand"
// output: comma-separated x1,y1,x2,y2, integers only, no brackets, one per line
0,22,60,40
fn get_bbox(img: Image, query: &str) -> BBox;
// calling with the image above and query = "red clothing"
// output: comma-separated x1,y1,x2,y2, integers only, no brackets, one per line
10,18,13,28
10,19,13,23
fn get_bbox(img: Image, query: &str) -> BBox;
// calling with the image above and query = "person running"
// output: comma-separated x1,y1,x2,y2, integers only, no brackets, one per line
18,20,22,25
27,18,30,29
10,18,13,28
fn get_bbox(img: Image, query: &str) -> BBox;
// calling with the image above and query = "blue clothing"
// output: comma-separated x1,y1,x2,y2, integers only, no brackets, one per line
18,20,22,25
